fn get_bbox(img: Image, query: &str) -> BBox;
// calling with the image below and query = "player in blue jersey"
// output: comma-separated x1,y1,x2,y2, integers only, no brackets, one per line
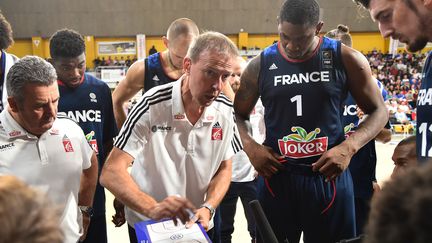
0,11,18,112
112,18,199,129
325,24,392,235
353,0,432,164
49,29,118,243
234,0,388,242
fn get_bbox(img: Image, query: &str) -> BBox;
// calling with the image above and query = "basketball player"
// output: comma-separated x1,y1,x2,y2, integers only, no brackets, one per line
234,0,388,242
112,18,199,128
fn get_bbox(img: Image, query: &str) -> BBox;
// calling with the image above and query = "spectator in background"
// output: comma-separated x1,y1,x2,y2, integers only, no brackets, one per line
0,10,18,112
149,45,157,55
0,175,64,243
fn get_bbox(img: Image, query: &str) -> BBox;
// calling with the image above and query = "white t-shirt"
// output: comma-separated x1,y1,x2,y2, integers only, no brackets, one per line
0,110,93,243
114,78,242,226
231,99,265,182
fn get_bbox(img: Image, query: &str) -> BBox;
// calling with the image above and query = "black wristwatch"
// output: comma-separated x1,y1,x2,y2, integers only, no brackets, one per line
200,203,215,219
79,206,94,218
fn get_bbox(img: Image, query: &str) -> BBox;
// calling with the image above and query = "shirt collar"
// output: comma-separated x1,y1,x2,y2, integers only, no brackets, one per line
171,76,217,124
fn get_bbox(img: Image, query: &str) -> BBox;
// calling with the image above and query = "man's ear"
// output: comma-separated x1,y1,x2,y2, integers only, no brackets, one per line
7,97,19,113
183,57,192,74
315,21,324,35
162,36,169,49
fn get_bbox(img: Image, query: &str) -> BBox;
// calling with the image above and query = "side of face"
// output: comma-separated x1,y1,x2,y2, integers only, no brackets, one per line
168,34,196,69
9,82,59,136
227,57,247,93
391,143,417,179
369,0,428,52
278,20,322,59
183,49,234,107
50,53,86,88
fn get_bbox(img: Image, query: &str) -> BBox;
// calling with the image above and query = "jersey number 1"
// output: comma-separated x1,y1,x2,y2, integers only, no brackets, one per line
290,95,302,116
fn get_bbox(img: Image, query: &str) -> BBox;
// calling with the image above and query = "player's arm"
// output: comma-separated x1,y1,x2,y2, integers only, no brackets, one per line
112,60,145,129
100,147,195,224
78,151,98,241
79,151,98,207
234,55,283,178
191,158,232,230
313,45,388,180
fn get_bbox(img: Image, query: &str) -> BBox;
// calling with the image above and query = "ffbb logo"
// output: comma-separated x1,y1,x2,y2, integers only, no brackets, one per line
278,126,328,159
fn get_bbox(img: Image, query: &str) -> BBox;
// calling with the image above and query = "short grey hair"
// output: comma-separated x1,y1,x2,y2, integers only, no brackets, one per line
187,31,239,63
6,56,57,103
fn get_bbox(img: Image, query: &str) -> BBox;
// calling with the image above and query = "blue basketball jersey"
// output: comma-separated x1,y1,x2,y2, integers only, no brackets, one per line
58,73,118,216
342,80,388,199
259,37,347,165
417,52,432,162
144,52,176,93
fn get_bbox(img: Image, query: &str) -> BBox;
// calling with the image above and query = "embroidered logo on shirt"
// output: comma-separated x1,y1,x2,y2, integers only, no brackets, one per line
89,93,97,103
174,113,185,120
0,142,14,152
211,122,223,140
85,131,99,155
344,123,355,138
278,126,328,159
8,130,21,137
151,125,172,132
269,63,278,70
62,135,74,152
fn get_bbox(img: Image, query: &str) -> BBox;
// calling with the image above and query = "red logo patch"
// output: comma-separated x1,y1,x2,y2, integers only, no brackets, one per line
174,114,185,120
278,127,328,159
8,131,21,137
89,139,99,155
62,135,74,152
211,122,223,140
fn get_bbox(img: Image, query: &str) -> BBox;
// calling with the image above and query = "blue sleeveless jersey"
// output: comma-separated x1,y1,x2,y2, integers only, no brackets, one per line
342,80,388,199
144,52,176,93
417,52,432,162
58,73,118,216
259,37,347,165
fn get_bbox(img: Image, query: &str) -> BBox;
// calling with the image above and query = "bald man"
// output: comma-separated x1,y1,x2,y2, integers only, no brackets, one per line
112,18,199,128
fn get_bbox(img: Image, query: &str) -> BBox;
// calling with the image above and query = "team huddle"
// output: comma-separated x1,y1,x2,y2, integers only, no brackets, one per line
0,0,431,243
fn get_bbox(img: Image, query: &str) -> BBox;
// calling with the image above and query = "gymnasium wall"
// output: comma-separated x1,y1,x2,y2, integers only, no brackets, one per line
1,0,377,38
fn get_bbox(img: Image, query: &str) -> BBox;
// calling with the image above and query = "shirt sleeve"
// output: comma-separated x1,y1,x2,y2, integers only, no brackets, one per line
223,111,243,161
113,95,150,159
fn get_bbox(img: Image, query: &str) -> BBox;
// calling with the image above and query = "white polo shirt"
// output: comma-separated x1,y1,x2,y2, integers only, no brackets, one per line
114,78,243,226
0,109,93,243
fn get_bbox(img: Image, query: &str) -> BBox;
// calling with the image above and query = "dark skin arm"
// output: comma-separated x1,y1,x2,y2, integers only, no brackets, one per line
312,45,388,180
234,55,284,178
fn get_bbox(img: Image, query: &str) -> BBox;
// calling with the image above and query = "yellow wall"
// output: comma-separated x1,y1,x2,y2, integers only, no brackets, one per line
351,32,388,53
6,39,32,58
6,32,429,67
248,34,279,49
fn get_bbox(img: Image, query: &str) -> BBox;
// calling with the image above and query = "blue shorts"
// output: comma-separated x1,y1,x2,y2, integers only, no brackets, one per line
257,163,356,243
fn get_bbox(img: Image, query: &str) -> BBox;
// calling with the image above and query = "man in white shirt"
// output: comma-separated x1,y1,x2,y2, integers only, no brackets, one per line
100,31,242,243
0,56,98,243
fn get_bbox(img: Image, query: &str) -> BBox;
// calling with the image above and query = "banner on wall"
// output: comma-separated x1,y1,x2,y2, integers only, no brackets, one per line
97,41,136,55
136,34,146,60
